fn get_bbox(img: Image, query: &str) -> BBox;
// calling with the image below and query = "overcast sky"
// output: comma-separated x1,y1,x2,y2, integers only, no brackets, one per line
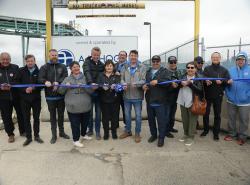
0,0,250,66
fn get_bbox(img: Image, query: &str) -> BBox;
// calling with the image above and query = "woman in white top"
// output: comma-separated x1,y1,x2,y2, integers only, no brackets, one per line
177,62,203,146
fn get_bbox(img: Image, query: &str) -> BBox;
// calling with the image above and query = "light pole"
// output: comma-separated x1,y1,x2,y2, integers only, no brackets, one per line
144,22,151,65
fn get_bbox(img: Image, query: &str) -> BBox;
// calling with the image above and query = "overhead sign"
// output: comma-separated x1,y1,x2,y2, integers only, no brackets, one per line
68,2,145,9
52,36,138,66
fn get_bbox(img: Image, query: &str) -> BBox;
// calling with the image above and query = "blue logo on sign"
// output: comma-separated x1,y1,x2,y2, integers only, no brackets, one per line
58,49,75,67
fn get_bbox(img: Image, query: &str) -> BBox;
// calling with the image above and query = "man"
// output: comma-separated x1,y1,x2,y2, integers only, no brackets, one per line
119,50,146,143
194,56,205,130
0,52,25,143
143,55,171,147
39,49,70,144
194,56,204,75
165,56,182,138
114,50,128,126
82,47,104,140
16,54,44,146
224,52,250,145
201,52,230,141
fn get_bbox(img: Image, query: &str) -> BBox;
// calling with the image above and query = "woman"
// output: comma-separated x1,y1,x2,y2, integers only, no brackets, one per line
177,62,203,146
97,60,121,140
58,61,92,147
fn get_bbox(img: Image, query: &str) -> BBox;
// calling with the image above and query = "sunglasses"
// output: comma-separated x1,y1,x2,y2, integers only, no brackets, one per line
152,60,160,63
169,61,177,64
197,61,204,64
186,66,195,69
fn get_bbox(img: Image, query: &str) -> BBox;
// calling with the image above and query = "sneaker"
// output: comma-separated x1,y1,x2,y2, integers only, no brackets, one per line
166,132,174,138
179,135,188,142
237,139,245,146
224,135,233,141
134,134,141,143
8,135,15,143
112,132,118,139
23,138,32,146
34,137,44,144
82,135,92,140
73,141,84,148
119,131,132,139
148,136,157,143
184,138,194,146
59,133,70,139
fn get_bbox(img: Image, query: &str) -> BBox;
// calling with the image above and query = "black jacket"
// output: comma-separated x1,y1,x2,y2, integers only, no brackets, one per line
0,63,19,100
82,56,104,84
97,72,121,103
145,67,171,105
16,65,42,101
38,62,68,98
203,63,230,99
180,73,203,98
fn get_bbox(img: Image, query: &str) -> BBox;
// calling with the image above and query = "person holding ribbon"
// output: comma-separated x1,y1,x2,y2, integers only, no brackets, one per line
143,55,171,147
16,54,44,146
97,60,121,140
177,62,203,146
119,50,147,143
224,52,250,145
58,61,92,148
39,49,70,144
201,52,230,141
0,52,25,143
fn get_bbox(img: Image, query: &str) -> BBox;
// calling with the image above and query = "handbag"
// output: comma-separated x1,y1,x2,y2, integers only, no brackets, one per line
191,82,207,115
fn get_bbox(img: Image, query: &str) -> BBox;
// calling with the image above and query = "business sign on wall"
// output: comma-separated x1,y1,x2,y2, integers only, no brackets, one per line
52,36,138,66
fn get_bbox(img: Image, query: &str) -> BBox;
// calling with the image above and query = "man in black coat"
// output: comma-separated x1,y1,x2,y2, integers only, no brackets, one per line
201,52,230,140
0,52,25,143
16,54,44,146
39,49,70,144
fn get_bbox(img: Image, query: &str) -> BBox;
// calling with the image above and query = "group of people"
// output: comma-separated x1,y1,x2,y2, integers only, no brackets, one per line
0,47,249,148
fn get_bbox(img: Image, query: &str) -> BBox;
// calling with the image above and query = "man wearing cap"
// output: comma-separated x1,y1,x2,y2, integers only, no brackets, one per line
194,56,205,76
165,56,182,138
143,55,171,147
224,51,250,145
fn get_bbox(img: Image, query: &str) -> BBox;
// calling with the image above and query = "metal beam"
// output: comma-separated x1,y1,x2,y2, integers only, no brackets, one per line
46,0,52,61
194,0,200,57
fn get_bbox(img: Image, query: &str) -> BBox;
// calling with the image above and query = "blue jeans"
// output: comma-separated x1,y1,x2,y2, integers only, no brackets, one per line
68,111,90,142
87,94,101,135
147,104,169,139
124,100,142,134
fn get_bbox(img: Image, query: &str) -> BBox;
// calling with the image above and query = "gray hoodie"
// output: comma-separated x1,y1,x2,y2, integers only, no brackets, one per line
58,73,92,114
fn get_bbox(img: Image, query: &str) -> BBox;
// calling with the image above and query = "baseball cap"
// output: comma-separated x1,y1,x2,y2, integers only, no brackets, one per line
168,56,177,63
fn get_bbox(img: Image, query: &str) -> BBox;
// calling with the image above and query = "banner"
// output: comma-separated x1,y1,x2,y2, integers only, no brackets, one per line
52,36,138,66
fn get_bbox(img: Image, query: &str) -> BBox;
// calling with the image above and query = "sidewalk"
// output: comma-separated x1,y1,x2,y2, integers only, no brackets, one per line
0,121,250,185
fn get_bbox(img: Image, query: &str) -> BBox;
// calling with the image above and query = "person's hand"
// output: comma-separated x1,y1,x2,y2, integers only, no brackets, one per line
115,72,121,76
172,82,178,88
1,83,11,91
216,80,222,85
92,83,99,90
143,84,149,91
181,81,188,87
123,83,128,91
25,87,33,94
103,84,109,91
206,80,212,86
66,82,71,86
111,84,116,90
45,81,52,87
227,79,233,84
150,80,158,86
53,82,59,91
